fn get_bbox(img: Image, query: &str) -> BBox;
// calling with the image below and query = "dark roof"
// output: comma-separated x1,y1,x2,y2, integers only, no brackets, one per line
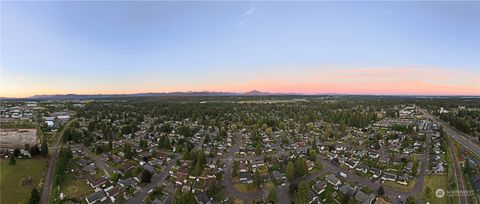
86,190,106,203
355,191,376,204
143,164,155,173
195,192,210,204
239,172,253,180
472,175,480,192
340,184,355,195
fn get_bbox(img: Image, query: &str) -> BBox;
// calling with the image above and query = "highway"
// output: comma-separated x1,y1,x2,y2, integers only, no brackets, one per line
420,108,476,203
420,108,480,157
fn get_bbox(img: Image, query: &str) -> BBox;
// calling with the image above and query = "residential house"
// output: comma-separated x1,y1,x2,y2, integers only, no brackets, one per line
326,174,341,189
355,191,376,204
369,168,382,178
85,190,107,204
195,192,211,204
433,162,445,174
339,184,355,196
356,164,368,174
312,181,327,195
381,172,397,181
239,172,253,184
118,177,137,188
86,177,107,189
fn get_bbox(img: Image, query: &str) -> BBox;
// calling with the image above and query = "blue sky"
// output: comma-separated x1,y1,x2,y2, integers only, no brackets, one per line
1,1,479,97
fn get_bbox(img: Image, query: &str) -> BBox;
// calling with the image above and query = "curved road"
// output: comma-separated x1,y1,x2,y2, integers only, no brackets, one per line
126,156,179,204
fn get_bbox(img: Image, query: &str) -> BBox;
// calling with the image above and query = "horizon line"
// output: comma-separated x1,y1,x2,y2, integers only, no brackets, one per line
2,90,480,99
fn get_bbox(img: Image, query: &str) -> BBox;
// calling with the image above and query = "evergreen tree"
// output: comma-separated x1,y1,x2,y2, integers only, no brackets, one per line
308,149,317,161
286,161,295,181
295,182,309,204
268,187,277,203
255,144,262,155
9,156,16,165
29,145,41,156
254,170,261,189
123,143,133,159
406,195,415,204
29,188,40,204
13,148,21,157
40,141,48,157
294,158,308,177
377,186,385,196
141,170,152,183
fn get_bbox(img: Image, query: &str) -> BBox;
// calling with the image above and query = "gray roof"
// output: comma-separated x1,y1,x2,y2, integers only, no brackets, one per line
118,177,137,187
195,192,210,204
85,190,106,203
355,191,376,204
144,164,155,173
339,184,355,195
326,174,341,186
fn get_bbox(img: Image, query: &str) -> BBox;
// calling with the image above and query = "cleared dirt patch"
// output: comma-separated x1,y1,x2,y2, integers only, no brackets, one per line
0,129,39,149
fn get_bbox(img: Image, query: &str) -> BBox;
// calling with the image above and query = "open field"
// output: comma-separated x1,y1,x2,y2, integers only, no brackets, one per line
383,180,416,192
234,183,257,193
234,180,274,193
61,173,92,199
0,157,47,204
0,120,35,129
420,175,449,204
0,129,39,149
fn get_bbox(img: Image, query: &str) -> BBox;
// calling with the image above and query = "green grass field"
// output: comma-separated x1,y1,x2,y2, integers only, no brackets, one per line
234,180,275,193
383,180,416,191
0,157,47,204
61,173,92,199
234,183,257,192
420,175,449,204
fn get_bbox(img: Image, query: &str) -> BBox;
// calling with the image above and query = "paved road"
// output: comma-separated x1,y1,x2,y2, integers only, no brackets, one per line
316,153,427,204
420,108,480,157
126,156,179,204
40,119,75,204
80,144,112,177
222,129,430,204
223,132,267,202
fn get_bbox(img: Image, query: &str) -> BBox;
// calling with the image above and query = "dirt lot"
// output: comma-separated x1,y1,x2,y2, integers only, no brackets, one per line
0,129,39,149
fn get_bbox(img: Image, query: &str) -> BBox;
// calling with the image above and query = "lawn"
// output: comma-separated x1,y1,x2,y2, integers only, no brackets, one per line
420,175,449,204
234,183,257,192
61,173,93,199
383,180,416,192
0,157,47,204
234,180,275,193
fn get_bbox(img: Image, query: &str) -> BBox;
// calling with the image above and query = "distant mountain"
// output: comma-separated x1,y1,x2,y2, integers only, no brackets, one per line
25,90,276,100
243,90,271,95
5,91,475,101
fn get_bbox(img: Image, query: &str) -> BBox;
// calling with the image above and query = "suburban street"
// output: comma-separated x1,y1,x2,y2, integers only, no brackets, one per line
223,132,266,202
80,144,112,177
126,156,179,204
221,129,431,204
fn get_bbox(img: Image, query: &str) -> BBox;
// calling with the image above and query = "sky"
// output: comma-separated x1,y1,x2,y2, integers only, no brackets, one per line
1,1,479,97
